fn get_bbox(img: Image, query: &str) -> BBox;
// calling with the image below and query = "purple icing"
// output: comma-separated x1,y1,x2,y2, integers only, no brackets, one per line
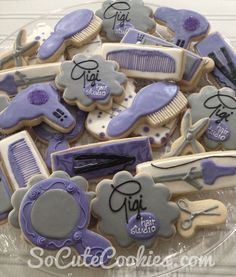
28,90,49,105
107,49,176,73
107,82,178,137
38,9,94,59
19,178,112,266
114,22,134,38
0,84,75,131
196,32,236,90
0,74,18,96
121,28,202,81
127,212,160,240
84,82,111,100
154,7,209,48
52,137,153,180
206,119,231,142
183,16,200,32
201,160,236,185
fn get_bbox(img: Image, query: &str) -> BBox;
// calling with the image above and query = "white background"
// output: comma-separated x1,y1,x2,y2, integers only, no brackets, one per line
0,0,236,276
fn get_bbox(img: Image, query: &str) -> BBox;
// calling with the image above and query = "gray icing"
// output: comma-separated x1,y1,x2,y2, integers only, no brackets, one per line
8,171,94,229
31,189,79,239
56,54,127,109
92,171,180,247
188,86,236,150
96,0,156,41
0,95,10,112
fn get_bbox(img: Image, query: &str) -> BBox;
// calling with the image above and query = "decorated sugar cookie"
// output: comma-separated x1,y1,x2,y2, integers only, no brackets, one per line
56,54,127,111
86,79,178,147
27,23,53,45
92,171,180,247
189,86,236,150
96,0,156,41
8,171,112,266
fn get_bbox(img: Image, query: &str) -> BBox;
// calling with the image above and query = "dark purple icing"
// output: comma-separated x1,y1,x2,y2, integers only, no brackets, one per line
154,7,209,48
201,160,236,185
0,167,12,221
8,138,41,188
107,49,176,73
206,119,231,142
107,82,178,137
28,90,49,105
127,212,160,240
0,75,18,96
196,32,236,90
32,105,87,169
121,28,202,81
0,84,75,131
84,82,110,100
38,9,94,59
19,177,112,266
52,137,153,180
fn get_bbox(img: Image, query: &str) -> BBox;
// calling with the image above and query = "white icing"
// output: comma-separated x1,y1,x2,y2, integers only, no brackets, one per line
27,23,53,46
86,79,177,147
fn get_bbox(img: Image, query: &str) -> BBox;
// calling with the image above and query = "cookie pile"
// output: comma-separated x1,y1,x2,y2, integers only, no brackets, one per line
0,0,234,267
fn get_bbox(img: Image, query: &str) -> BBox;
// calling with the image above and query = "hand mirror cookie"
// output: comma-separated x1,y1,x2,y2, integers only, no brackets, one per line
92,171,180,247
56,54,127,111
8,171,112,266
96,0,156,41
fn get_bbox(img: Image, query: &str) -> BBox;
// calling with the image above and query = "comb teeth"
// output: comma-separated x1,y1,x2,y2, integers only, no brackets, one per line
72,16,102,45
106,50,176,73
147,92,187,126
8,139,41,187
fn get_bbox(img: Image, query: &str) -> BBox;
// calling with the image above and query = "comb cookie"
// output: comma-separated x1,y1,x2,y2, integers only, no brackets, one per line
107,82,187,139
176,198,227,238
136,151,236,195
0,29,39,70
121,29,214,91
101,43,186,81
0,131,49,191
38,9,102,63
154,7,210,49
86,79,178,148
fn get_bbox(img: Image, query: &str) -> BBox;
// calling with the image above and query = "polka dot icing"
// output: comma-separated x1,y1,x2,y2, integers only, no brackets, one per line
183,16,200,32
28,90,49,105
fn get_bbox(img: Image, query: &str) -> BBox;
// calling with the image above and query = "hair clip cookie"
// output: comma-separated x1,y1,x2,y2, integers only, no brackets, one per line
8,171,112,266
0,63,61,97
95,0,156,41
154,7,210,49
137,151,236,195
0,29,39,70
163,110,209,158
176,198,227,238
51,137,152,180
56,54,127,112
121,29,214,92
92,171,180,247
0,131,49,191
196,32,236,90
32,104,87,169
0,84,75,135
189,86,236,150
107,82,187,138
102,43,186,81
38,9,102,63
86,80,179,148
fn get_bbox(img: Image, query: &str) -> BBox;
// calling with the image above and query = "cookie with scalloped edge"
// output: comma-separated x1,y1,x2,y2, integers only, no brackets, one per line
56,54,127,112
189,86,236,150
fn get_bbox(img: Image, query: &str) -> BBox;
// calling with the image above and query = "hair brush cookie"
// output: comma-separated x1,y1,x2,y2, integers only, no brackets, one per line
86,79,179,148
92,171,180,247
96,0,156,41
107,82,187,138
56,54,127,112
38,9,102,63
188,86,236,150
8,171,112,266
0,84,75,134
154,7,210,49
